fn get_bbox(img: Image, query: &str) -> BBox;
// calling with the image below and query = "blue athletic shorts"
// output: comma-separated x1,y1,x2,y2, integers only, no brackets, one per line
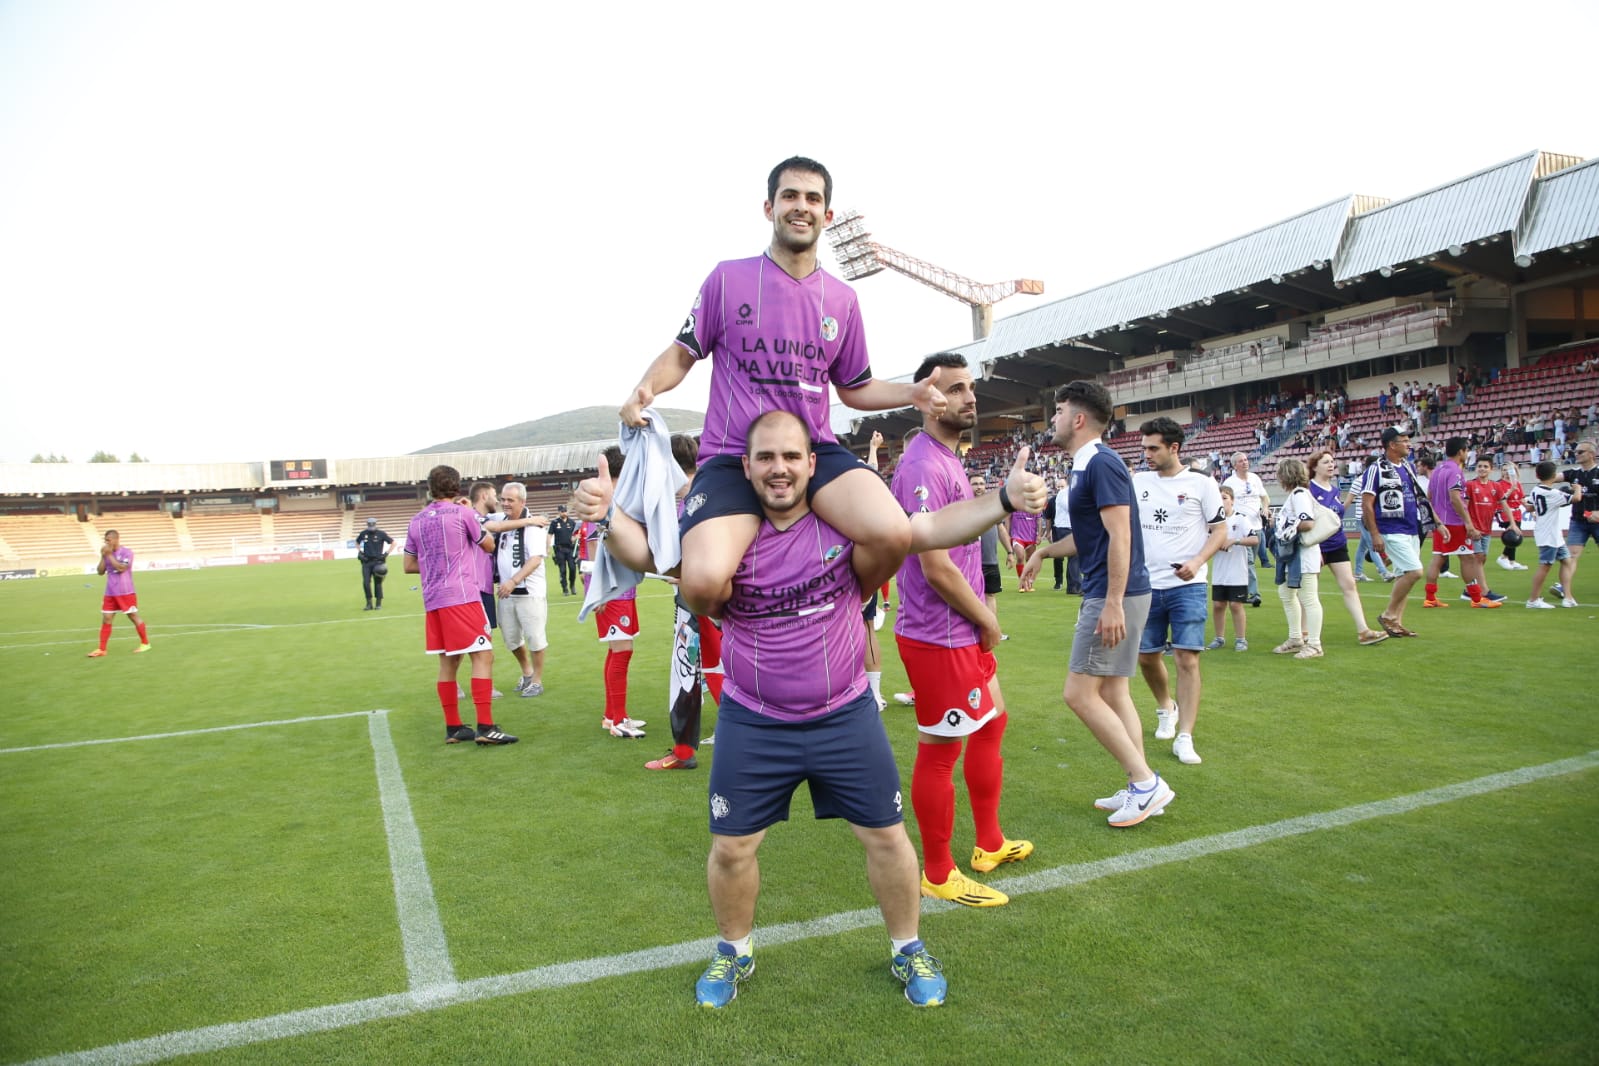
1139,583,1208,653
706,690,904,836
679,443,868,538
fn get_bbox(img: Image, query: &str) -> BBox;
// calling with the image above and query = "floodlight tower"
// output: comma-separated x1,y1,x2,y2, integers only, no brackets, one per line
824,209,1045,340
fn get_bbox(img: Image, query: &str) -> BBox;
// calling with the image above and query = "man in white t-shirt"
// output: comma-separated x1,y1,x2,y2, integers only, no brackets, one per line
1134,419,1227,766
1222,452,1270,604
492,482,549,697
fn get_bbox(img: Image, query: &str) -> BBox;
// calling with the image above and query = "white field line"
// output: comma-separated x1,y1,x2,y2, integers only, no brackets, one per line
367,711,455,992
0,711,375,755
19,749,1597,1066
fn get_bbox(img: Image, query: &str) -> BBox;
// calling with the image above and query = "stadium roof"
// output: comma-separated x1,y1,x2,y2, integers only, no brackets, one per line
1333,150,1582,282
1516,156,1599,258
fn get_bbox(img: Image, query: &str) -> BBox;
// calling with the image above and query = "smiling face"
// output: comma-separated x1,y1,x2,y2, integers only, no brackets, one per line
743,414,815,517
764,168,832,257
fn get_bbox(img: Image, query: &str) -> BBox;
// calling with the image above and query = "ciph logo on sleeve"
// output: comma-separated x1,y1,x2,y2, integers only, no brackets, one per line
820,315,838,342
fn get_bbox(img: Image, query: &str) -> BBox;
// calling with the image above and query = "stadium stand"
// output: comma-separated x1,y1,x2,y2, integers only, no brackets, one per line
184,511,266,554
270,508,344,551
90,511,181,556
0,513,96,565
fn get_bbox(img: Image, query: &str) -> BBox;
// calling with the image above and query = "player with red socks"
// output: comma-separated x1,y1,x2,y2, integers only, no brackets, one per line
87,530,151,657
1008,507,1038,588
404,465,517,745
892,353,1032,908
583,446,648,740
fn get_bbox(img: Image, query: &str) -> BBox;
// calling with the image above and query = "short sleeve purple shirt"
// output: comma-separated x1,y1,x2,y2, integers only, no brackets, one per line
676,254,873,460
105,546,135,596
890,432,982,649
1428,458,1465,526
721,511,867,722
406,501,487,611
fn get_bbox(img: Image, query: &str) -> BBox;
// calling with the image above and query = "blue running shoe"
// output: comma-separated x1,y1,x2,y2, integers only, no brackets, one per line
695,942,754,1008
891,940,947,1007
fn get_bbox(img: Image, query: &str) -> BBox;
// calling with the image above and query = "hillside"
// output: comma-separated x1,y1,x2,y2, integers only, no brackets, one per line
414,407,705,454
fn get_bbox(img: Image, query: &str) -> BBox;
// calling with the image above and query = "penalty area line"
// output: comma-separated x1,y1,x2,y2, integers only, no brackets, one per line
0,710,379,755
16,749,1597,1066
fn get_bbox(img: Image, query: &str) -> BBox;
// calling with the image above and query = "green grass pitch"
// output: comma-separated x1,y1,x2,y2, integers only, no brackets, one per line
1,558,1595,1064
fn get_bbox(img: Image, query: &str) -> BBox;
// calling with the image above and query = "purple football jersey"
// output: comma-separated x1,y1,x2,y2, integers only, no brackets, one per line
891,432,982,649
104,546,136,596
676,254,873,460
720,511,867,721
406,501,487,611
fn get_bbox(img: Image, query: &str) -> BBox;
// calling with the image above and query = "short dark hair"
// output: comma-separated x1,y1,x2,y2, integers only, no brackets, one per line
1140,417,1184,448
602,445,624,480
1536,460,1558,480
767,156,832,209
428,465,461,500
670,434,699,476
1055,380,1112,426
914,351,967,383
1445,436,1469,459
469,481,496,505
745,410,811,456
104,529,119,539
1415,450,1436,471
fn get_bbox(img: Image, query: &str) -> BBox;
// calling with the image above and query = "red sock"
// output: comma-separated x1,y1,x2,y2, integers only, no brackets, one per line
1425,582,1438,600
1466,581,1482,604
703,671,724,705
134,620,149,644
911,740,963,884
673,743,696,761
471,677,493,726
437,682,462,728
1016,562,1024,580
604,649,632,722
698,621,724,705
880,582,890,602
963,713,1008,852
98,623,112,652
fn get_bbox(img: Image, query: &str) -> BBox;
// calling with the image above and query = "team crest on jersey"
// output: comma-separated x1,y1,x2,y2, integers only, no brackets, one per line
684,493,707,516
710,793,730,820
914,484,929,501
823,544,844,563
1177,493,1187,505
620,615,632,628
967,687,981,710
820,315,839,342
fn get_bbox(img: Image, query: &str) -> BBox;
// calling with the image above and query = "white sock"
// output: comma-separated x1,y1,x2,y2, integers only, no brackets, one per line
1176,732,1193,742
719,934,752,957
891,936,920,955
1131,775,1159,792
867,671,882,700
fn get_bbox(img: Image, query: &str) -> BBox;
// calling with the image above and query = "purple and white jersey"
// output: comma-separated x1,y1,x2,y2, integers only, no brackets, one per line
676,254,873,461
104,546,135,596
721,511,867,722
1009,510,1039,542
406,501,487,611
891,432,981,649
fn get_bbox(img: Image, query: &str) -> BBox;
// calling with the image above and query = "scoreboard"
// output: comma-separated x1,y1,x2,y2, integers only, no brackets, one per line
269,459,329,481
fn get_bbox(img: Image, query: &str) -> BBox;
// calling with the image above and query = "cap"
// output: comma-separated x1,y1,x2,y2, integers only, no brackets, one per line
366,518,378,526
1380,427,1408,445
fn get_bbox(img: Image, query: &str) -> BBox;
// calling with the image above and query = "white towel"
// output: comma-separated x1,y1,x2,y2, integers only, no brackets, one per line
578,408,688,620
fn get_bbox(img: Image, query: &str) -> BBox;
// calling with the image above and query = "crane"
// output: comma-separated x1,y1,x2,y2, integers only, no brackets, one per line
823,209,1045,340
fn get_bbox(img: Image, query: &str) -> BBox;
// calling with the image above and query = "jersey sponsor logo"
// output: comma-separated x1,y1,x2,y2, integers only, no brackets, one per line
684,492,708,516
710,793,730,820
735,302,753,325
820,315,838,342
1151,507,1170,525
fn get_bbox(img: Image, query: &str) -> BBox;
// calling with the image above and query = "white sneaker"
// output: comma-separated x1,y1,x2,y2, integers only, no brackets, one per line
892,692,916,706
872,611,885,632
602,716,646,738
1562,597,1579,608
1204,637,1225,650
1526,598,1556,609
1173,733,1202,765
1512,561,1529,570
1496,556,1515,571
1438,571,1459,579
1154,705,1178,740
1094,788,1166,815
875,694,887,712
1355,573,1373,582
1108,776,1176,827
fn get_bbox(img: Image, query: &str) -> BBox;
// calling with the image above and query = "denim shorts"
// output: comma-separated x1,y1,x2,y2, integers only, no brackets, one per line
1138,583,1208,653
1566,519,1599,549
1539,544,1572,566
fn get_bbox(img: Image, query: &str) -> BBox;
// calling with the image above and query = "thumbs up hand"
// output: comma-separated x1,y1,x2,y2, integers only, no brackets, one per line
1004,446,1048,513
570,455,614,522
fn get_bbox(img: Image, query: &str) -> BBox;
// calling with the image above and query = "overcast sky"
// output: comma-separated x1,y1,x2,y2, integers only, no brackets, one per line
2,0,1594,464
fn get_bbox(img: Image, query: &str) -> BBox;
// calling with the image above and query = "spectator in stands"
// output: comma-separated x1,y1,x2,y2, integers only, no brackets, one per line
548,506,579,596
1361,428,1432,638
355,518,393,610
87,529,151,657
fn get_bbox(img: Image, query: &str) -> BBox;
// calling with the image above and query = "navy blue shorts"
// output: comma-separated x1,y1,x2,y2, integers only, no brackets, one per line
706,690,905,836
679,442,868,538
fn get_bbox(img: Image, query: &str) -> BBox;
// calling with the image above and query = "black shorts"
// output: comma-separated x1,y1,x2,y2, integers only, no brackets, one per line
679,442,868,538
982,564,1002,595
1212,584,1250,603
479,590,499,630
1320,545,1351,565
862,591,878,621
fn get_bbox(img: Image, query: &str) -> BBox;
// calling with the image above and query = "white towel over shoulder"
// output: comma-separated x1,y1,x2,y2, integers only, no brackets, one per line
578,408,688,620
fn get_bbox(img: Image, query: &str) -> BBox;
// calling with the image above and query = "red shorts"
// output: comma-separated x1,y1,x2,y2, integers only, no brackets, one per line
596,599,640,642
102,594,139,613
1011,539,1036,551
1432,524,1471,555
896,636,999,738
424,601,492,656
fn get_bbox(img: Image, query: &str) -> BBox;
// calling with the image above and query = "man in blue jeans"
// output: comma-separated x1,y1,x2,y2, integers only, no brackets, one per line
1132,419,1228,766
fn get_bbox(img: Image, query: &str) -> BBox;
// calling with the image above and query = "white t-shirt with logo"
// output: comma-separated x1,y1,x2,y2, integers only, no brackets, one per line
1134,468,1225,590
1275,486,1323,574
1211,513,1254,587
1222,471,1269,529
491,514,547,596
